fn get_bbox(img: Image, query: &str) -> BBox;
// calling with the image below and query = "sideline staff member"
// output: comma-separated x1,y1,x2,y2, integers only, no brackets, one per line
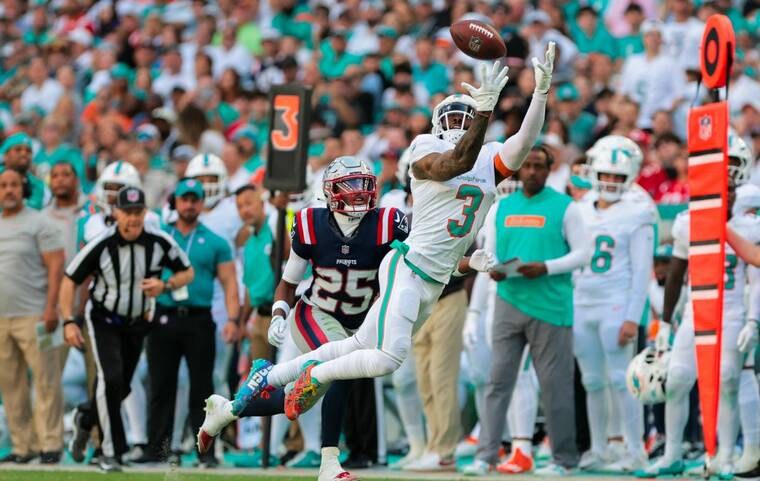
140,179,239,465
59,186,193,472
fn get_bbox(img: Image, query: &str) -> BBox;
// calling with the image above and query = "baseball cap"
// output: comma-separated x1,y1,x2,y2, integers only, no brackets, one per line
524,10,551,25
641,19,663,35
175,178,205,199
377,26,399,39
116,186,146,210
1,132,33,153
232,125,259,145
172,145,196,161
556,83,579,101
136,123,160,142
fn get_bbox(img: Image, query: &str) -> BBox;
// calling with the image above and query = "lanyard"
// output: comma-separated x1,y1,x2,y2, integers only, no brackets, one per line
171,227,197,257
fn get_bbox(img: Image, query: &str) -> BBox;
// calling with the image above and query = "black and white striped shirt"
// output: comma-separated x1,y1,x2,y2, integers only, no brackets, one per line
65,223,191,319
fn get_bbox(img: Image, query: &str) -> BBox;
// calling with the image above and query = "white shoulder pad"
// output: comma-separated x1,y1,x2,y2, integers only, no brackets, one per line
730,213,760,244
407,134,451,166
625,201,657,229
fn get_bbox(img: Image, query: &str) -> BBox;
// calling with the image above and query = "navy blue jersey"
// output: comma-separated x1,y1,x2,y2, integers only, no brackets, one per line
291,207,409,329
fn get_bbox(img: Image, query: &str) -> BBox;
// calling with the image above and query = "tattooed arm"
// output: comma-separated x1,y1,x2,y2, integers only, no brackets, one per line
411,112,492,181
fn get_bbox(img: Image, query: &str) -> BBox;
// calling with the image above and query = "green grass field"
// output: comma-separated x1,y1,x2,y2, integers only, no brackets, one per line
0,471,317,481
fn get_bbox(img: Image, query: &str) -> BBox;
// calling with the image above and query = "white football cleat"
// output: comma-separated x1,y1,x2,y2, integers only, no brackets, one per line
390,446,425,470
319,447,358,481
461,458,494,476
197,394,236,454
579,449,610,471
403,452,456,471
603,451,648,473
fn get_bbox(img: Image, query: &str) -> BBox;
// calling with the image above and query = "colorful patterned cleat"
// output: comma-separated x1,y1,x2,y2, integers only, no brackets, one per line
635,459,685,478
285,360,328,420
230,358,275,416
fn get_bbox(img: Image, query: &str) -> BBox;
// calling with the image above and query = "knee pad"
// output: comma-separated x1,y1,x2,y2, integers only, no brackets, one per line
581,372,606,392
666,364,694,395
385,334,411,368
375,349,403,377
608,368,627,392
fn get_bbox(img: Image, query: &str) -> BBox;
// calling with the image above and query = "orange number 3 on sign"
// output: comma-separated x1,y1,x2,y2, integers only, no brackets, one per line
271,95,300,151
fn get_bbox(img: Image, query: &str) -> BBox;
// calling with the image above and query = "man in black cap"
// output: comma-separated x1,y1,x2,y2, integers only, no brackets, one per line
59,186,194,472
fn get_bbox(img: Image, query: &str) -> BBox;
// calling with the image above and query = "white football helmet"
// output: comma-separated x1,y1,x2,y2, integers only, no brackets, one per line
94,160,142,210
587,135,642,202
322,156,377,218
432,94,478,144
728,133,753,185
185,153,228,208
626,346,670,405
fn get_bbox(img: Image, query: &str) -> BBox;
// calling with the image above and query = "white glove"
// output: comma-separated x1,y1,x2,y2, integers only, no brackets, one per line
461,61,510,112
267,315,288,347
463,310,481,351
655,321,672,352
468,249,496,273
532,41,555,95
737,320,759,353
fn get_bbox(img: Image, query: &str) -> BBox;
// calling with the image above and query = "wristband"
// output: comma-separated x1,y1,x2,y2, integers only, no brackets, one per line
272,300,291,319
63,318,78,327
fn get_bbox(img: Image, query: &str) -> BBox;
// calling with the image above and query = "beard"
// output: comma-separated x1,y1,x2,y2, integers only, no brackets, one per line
179,211,200,224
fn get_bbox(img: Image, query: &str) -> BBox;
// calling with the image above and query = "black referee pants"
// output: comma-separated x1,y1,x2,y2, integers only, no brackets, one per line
146,305,215,459
86,307,149,458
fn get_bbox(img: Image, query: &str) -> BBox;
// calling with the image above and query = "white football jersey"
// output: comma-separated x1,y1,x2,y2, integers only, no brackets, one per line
574,199,655,306
199,196,244,308
405,134,499,283
672,211,760,318
82,210,161,245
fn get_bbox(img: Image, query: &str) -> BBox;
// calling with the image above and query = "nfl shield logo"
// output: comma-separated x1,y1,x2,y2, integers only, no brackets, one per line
468,36,482,52
341,245,350,254
127,189,139,202
699,115,713,140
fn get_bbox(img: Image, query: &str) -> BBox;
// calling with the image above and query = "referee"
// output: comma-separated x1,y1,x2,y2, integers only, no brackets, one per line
59,186,194,472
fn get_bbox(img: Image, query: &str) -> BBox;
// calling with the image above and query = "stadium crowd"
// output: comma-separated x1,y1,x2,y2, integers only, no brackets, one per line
1,0,760,477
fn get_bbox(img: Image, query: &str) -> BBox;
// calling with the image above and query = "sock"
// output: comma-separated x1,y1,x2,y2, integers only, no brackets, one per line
606,386,624,443
320,447,343,476
739,370,760,468
717,379,740,466
394,376,426,454
310,349,401,383
586,388,609,455
322,380,350,448
300,397,323,453
238,388,286,417
610,387,645,455
512,439,533,456
662,381,690,462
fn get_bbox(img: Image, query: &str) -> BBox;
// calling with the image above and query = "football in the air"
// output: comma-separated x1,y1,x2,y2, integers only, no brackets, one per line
449,19,506,60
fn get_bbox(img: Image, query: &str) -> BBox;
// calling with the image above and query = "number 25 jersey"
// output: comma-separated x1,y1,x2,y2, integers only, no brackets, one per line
406,134,499,283
291,207,409,329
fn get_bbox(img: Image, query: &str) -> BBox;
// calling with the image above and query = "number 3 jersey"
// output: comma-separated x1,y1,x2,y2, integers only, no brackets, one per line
672,211,760,319
574,199,656,309
290,207,409,329
405,134,499,283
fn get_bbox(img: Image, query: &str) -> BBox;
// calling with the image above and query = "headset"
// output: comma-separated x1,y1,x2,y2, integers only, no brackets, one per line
22,175,31,199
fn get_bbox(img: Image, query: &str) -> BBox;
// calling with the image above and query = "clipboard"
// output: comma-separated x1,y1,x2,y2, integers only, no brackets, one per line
491,257,525,278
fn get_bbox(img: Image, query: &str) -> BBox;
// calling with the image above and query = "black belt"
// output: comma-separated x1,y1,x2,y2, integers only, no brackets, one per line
90,305,146,327
158,305,211,318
